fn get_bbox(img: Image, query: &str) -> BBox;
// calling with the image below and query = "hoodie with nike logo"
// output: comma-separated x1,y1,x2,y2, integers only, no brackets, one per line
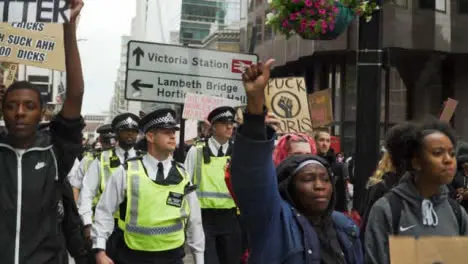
364,176,468,264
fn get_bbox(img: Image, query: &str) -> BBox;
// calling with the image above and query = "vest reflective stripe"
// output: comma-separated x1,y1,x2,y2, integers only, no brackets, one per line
92,150,119,220
194,146,235,209
123,159,190,252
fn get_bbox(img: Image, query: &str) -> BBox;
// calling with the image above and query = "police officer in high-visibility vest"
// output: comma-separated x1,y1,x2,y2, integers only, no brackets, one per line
184,106,242,264
70,124,115,201
92,108,205,264
78,113,140,247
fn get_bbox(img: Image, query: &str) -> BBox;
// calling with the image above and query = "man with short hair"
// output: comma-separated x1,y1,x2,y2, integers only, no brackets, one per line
92,108,205,264
70,124,115,201
0,1,87,263
184,106,242,264
78,113,140,244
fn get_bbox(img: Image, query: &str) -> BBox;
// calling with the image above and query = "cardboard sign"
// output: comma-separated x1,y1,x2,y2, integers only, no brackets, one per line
309,88,333,128
0,0,70,23
440,98,458,122
182,92,242,121
3,62,17,87
0,22,65,71
390,236,468,264
264,77,312,133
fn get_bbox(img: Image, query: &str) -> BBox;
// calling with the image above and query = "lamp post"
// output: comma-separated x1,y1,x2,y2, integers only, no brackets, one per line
353,7,384,210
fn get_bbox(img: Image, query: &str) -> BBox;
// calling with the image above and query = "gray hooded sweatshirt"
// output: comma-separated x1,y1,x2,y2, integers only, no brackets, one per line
364,178,468,264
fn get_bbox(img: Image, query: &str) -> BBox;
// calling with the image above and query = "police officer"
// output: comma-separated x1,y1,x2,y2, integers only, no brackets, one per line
184,106,242,264
70,124,115,201
78,113,140,245
92,108,205,264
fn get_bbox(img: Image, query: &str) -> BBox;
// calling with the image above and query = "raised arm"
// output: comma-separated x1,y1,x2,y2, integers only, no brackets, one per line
230,60,282,242
61,0,84,119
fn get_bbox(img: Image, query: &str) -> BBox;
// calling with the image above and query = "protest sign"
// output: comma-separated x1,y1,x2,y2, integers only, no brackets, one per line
3,62,17,87
309,88,333,128
0,0,70,23
264,77,312,133
0,22,65,71
182,92,242,121
389,236,468,264
439,98,458,122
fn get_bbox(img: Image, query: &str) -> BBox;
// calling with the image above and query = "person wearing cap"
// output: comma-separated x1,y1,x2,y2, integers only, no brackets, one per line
69,124,115,201
92,108,204,264
228,59,363,264
184,106,242,264
78,113,140,246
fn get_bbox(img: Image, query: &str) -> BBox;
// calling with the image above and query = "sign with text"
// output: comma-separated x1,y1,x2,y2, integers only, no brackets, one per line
439,98,458,122
182,92,242,121
390,236,468,264
0,0,70,23
0,22,65,70
264,77,312,133
309,88,333,128
125,41,258,105
3,62,17,87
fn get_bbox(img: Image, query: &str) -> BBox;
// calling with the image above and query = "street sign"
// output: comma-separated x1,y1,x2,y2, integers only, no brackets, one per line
125,41,258,105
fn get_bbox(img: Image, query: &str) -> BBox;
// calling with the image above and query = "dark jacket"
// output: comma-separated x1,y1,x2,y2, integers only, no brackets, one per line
230,113,363,264
0,114,85,264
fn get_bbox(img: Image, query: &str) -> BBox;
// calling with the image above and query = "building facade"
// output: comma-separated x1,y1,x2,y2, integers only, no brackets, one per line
245,0,468,153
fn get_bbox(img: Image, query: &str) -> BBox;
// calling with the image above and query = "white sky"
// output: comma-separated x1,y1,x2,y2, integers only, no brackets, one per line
77,0,136,115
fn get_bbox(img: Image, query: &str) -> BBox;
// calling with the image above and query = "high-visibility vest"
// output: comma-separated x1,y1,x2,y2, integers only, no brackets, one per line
123,159,190,252
82,152,95,175
193,145,236,209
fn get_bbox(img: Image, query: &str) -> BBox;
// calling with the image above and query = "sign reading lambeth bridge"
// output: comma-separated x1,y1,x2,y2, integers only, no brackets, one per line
125,40,258,105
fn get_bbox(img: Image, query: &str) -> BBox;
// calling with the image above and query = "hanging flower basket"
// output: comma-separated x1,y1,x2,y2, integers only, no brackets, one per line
266,0,379,40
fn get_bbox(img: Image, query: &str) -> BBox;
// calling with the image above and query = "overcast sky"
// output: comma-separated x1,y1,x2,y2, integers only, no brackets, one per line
77,0,136,115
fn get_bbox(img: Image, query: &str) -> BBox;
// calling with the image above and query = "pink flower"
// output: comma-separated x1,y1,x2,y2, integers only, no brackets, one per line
318,9,326,15
305,0,313,7
309,9,316,15
309,20,317,28
290,12,298,20
332,6,340,14
322,27,328,34
314,2,321,8
329,22,335,31
292,0,300,3
282,19,289,28
321,20,328,29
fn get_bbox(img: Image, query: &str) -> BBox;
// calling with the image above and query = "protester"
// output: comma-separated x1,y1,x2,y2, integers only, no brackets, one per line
273,133,317,166
365,119,468,264
229,59,363,264
92,108,204,264
450,155,468,210
0,0,87,263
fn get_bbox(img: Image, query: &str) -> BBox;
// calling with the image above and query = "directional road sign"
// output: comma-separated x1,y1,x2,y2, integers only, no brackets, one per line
125,41,258,105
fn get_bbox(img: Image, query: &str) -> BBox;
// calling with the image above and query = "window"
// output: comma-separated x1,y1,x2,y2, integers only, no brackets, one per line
459,0,468,13
264,24,273,41
255,16,263,43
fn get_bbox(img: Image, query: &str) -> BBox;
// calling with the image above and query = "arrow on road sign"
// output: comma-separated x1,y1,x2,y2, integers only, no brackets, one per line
132,47,144,66
131,79,153,91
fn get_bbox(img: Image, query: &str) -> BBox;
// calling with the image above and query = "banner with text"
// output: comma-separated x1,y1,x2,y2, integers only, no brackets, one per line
265,77,312,134
309,88,333,128
0,22,65,71
182,92,242,121
0,0,70,23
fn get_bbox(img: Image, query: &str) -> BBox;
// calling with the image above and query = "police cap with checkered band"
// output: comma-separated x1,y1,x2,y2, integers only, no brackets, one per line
139,108,180,133
111,113,140,131
96,124,115,138
208,106,235,124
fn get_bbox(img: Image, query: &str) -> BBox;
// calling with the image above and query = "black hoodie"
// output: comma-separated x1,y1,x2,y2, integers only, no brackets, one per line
276,154,346,264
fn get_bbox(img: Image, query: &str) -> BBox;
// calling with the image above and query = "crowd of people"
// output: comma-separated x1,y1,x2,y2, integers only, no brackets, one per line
0,1,467,264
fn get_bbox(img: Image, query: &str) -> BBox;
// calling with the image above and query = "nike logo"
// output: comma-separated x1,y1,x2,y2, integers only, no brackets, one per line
35,162,46,170
399,225,416,232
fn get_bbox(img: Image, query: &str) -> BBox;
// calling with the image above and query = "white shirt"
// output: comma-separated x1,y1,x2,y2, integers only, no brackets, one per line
67,158,80,183
69,156,94,189
184,137,230,180
91,154,205,264
78,146,137,226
